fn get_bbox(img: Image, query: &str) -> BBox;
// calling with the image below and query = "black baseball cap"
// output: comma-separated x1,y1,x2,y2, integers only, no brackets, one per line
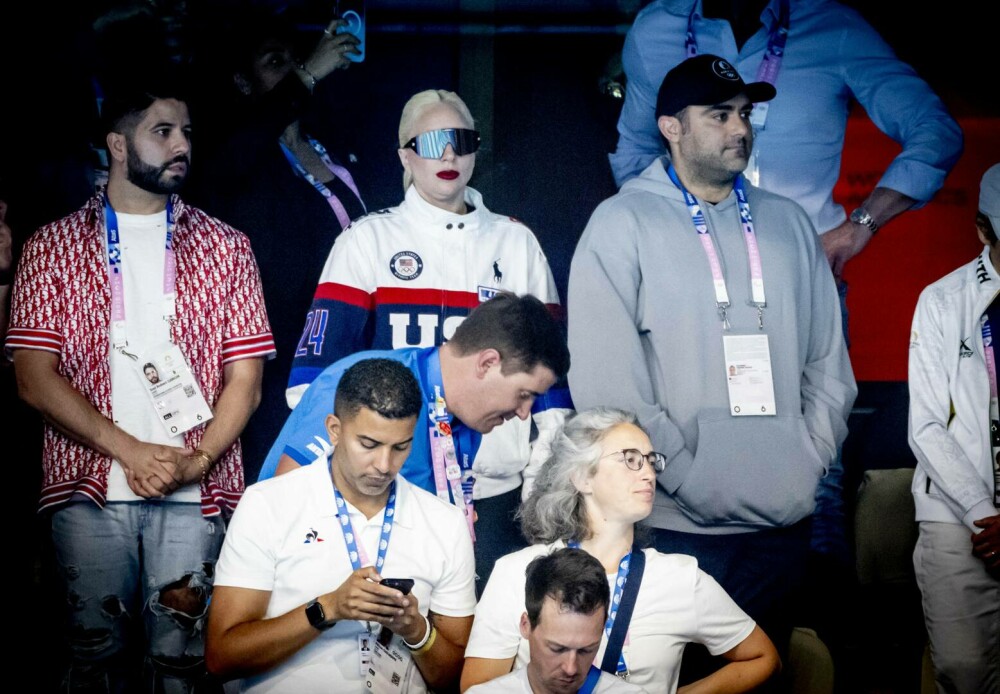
655,54,776,118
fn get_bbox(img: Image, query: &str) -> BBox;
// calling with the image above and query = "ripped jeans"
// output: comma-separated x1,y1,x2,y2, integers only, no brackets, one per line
51,500,225,693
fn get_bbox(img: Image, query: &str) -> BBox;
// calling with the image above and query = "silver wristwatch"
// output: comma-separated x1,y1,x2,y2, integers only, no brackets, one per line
849,207,879,234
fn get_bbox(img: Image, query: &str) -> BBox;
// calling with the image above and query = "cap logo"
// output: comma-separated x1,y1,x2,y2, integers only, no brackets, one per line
712,59,740,81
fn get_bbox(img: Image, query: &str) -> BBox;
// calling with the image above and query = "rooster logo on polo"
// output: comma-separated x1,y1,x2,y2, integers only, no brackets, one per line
303,528,324,544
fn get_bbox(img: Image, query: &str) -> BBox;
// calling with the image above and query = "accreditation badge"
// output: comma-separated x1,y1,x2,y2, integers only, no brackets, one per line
364,635,418,693
723,334,777,416
135,342,214,436
358,632,374,676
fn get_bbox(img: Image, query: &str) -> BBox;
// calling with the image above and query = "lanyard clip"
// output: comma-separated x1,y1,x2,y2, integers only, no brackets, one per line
118,346,138,361
757,306,764,330
718,304,731,331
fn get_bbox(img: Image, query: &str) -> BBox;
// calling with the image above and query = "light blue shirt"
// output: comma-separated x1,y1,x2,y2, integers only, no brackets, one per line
259,346,481,494
611,0,962,233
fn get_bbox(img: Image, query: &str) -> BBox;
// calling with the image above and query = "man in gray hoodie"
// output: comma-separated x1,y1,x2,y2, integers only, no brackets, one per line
568,54,856,666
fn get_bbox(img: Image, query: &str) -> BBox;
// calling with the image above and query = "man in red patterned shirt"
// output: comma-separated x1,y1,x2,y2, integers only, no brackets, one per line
6,75,275,691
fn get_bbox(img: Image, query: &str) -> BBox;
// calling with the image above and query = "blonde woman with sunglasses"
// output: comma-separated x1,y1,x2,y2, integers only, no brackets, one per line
274,90,568,599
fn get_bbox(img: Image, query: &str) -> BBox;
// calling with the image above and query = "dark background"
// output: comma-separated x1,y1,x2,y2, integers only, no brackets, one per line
1,2,995,690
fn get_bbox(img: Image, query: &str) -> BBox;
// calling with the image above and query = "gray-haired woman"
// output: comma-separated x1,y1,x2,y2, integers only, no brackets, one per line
461,407,779,693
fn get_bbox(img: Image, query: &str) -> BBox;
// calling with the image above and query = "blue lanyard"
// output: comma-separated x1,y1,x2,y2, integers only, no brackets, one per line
332,481,396,572
685,0,789,66
104,196,176,350
426,350,477,495
579,666,602,694
980,309,1000,507
568,542,631,676
279,136,365,228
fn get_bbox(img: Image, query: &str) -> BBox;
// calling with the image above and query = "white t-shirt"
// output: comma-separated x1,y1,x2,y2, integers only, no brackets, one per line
466,667,648,694
465,542,755,693
215,461,477,693
106,210,197,502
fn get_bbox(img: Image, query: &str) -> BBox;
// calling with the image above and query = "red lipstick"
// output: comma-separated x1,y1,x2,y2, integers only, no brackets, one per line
437,170,459,180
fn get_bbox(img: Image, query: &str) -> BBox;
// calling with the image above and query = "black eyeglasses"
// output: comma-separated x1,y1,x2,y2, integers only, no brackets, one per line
602,449,667,473
404,128,481,158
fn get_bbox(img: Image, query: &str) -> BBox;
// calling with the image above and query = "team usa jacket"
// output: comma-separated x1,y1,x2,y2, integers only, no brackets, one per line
286,185,568,499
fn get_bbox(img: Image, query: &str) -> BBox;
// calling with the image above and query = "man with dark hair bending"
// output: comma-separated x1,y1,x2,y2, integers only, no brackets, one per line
257,292,570,589
466,548,646,694
206,358,477,692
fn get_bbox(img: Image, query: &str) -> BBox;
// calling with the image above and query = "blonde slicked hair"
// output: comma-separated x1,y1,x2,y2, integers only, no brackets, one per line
398,89,475,191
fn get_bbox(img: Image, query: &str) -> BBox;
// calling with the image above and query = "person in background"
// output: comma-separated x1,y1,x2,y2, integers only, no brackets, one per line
907,163,1000,693
462,408,778,693
612,0,962,283
283,89,569,592
189,7,365,480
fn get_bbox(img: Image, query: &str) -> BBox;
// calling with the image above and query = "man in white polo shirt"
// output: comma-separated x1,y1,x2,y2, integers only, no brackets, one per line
206,358,476,692
466,548,647,694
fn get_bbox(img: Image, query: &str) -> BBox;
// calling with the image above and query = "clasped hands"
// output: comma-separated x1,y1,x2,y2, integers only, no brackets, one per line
119,440,208,498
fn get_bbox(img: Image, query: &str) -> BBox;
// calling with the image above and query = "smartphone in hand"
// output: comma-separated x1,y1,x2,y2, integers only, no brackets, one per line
336,0,365,62
377,577,415,646
379,577,414,595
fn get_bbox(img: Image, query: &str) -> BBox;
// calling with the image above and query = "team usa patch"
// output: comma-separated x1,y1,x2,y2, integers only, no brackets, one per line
390,251,424,280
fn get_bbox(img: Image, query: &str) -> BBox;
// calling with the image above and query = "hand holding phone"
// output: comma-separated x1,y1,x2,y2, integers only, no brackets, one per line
379,577,414,595
335,1,365,62
376,577,415,646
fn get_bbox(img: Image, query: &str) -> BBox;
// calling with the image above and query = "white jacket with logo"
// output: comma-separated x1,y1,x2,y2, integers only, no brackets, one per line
286,185,566,499
908,246,1000,529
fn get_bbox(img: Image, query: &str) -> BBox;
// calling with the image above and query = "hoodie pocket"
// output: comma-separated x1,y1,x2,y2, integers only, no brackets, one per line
671,413,826,527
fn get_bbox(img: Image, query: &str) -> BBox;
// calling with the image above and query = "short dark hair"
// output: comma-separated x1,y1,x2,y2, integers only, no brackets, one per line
334,358,423,422
142,363,157,372
101,71,188,137
448,293,569,379
977,212,998,245
222,9,302,78
524,548,609,629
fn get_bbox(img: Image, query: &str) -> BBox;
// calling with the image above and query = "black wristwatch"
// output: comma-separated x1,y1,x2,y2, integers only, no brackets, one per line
305,599,337,631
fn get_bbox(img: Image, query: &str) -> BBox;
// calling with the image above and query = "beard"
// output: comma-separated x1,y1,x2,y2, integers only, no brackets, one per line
126,145,188,195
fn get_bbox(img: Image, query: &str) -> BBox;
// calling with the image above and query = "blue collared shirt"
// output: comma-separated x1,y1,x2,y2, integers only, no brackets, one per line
259,346,481,493
611,0,962,233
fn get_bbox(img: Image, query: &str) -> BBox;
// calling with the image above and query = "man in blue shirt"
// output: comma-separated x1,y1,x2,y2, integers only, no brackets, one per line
612,0,962,281
260,292,570,589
